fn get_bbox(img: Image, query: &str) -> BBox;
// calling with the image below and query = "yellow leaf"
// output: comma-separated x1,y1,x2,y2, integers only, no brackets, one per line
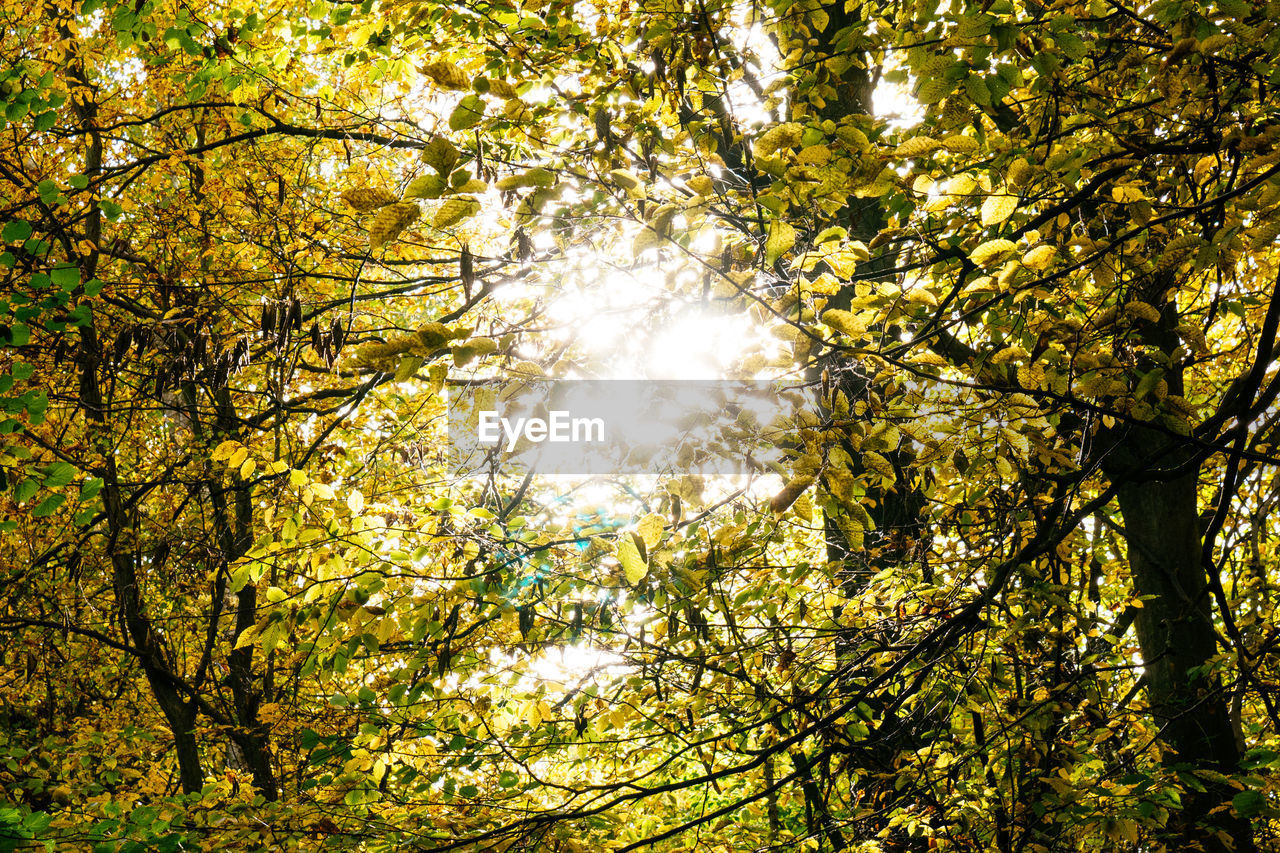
416,322,455,350
310,482,335,501
769,475,814,516
465,337,498,357
893,136,942,157
428,362,449,394
238,457,256,480
1194,154,1219,184
213,440,240,462
970,238,1017,266
420,60,471,91
451,343,481,367
636,512,665,549
822,309,867,339
496,168,556,191
906,287,938,307
234,626,258,650
348,490,365,514
1111,184,1145,203
420,136,460,173
609,168,642,190
990,344,1029,364
764,219,796,266
801,240,870,276
617,536,648,584
369,202,421,250
836,125,870,152
796,144,831,165
1022,244,1057,271
433,196,481,229
862,451,895,480
289,469,308,488
1006,157,1032,187
792,492,813,522
486,78,521,99
686,174,714,195
981,193,1018,226
1123,301,1161,324
228,446,249,470
942,134,978,153
754,122,804,157
995,455,1013,478
340,187,397,212
1104,818,1138,844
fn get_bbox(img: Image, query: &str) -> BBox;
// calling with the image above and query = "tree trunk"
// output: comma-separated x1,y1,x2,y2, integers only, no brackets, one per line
227,577,279,800
157,692,203,795
1111,429,1253,851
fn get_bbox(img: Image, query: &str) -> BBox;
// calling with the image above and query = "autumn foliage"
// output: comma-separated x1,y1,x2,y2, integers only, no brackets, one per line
3,0,1280,850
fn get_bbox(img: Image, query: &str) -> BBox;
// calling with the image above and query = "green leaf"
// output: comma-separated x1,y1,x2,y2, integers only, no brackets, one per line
1,221,32,243
1056,32,1087,60
449,94,486,131
394,355,423,382
51,264,79,290
25,391,47,422
42,461,75,489
30,493,65,518
37,180,59,204
80,477,104,501
965,75,992,107
404,173,445,199
1233,790,1266,817
15,478,38,504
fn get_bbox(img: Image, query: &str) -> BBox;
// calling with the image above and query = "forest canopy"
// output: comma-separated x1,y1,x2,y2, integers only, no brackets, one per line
3,0,1280,850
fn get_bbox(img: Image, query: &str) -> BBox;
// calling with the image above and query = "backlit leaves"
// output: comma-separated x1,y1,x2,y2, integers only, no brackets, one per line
433,196,480,229
980,192,1017,226
448,94,486,131
340,187,398,212
369,202,421,250
764,219,796,266
970,238,1017,265
420,60,471,91
617,535,647,585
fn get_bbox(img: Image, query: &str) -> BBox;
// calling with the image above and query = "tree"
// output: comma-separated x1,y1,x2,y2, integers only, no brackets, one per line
4,0,1280,850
